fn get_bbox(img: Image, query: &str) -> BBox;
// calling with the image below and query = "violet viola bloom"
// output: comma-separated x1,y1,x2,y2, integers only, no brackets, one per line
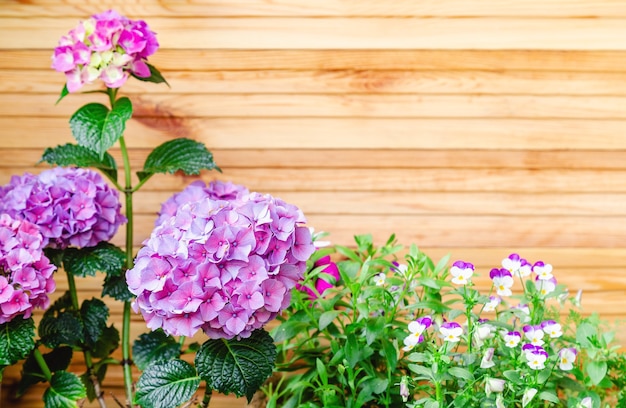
523,324,545,346
0,214,56,324
501,253,531,277
439,321,463,342
489,268,514,297
450,260,474,285
403,316,432,351
503,331,522,348
559,347,577,370
126,181,316,339
535,276,557,297
541,320,563,338
297,255,340,299
0,167,125,249
524,345,549,370
532,261,553,280
483,295,501,312
51,9,159,92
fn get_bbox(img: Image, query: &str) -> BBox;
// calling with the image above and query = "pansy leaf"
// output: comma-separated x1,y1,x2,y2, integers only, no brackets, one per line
587,361,608,385
137,138,220,181
101,274,134,302
80,298,109,349
62,242,126,278
69,97,133,159
195,328,276,402
134,359,200,408
133,330,181,371
16,346,73,398
43,370,87,408
0,317,35,366
131,63,170,87
40,143,118,182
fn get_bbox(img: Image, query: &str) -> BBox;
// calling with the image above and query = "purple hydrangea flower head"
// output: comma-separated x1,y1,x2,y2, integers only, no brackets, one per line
0,167,126,249
127,182,316,339
297,255,340,299
0,214,56,324
51,9,159,92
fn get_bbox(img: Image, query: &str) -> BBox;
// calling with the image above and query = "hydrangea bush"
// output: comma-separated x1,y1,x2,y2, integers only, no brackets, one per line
264,234,626,408
0,9,315,408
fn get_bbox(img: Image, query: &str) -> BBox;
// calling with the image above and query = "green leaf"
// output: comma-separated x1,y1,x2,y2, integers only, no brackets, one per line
39,305,84,349
0,317,35,366
91,325,120,359
315,358,328,385
137,138,220,181
135,359,200,408
586,361,608,385
63,242,126,278
319,311,341,331
43,370,87,408
448,367,474,381
576,322,597,348
271,320,309,343
195,328,276,402
40,143,118,181
81,363,107,402
131,63,170,87
56,84,69,104
102,274,134,302
80,298,109,349
539,390,560,404
16,346,73,398
133,330,181,371
69,97,133,158
408,364,433,380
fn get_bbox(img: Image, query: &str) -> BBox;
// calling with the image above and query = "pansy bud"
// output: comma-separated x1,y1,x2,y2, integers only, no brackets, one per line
522,388,538,407
485,378,505,396
480,347,496,369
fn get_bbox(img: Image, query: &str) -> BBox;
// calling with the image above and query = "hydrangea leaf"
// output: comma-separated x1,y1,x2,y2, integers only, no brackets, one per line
16,346,73,398
195,328,277,402
62,242,126,278
0,317,35,366
137,138,220,181
39,294,84,348
80,298,109,349
91,325,120,359
131,63,170,87
40,143,118,182
133,330,181,371
102,274,134,302
43,370,87,408
134,359,200,408
69,97,133,159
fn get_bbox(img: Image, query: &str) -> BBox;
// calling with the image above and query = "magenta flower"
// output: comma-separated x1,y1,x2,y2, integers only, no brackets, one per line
0,214,56,324
0,167,125,249
51,9,159,92
127,182,316,339
297,255,340,299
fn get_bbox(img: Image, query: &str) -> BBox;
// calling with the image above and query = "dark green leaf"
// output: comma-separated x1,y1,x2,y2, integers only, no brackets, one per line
69,98,133,158
135,359,200,408
137,138,219,181
43,248,65,268
195,328,276,402
43,370,87,408
16,347,73,398
39,310,84,349
91,325,120,359
131,63,170,87
80,298,109,349
0,318,35,366
133,330,181,371
81,364,107,402
40,143,118,181
102,274,134,302
63,242,126,278
56,84,69,104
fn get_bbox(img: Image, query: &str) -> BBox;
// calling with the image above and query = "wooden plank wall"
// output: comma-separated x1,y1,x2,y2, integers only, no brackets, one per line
2,1,626,407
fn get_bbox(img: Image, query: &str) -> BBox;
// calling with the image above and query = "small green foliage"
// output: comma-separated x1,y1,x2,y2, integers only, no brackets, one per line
80,299,109,349
62,242,126,278
16,347,73,398
132,330,181,371
0,318,36,366
134,359,200,408
101,274,135,301
43,370,87,408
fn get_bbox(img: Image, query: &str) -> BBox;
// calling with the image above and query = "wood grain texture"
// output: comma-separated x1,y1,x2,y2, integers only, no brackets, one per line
2,1,626,407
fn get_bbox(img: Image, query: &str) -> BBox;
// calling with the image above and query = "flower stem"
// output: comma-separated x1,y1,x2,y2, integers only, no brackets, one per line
119,135,135,408
200,388,212,408
33,347,52,382
67,272,107,408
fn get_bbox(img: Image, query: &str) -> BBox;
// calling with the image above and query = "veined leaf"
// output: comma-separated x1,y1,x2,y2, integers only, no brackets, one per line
0,317,35,366
137,138,219,181
135,359,200,408
40,143,118,182
133,330,181,371
43,371,87,408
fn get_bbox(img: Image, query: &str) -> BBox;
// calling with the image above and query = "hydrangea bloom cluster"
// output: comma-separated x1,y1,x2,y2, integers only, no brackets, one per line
0,214,56,324
0,167,126,249
51,9,159,92
126,180,316,339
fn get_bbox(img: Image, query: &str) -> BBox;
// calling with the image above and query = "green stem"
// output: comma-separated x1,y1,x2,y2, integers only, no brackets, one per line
33,348,52,382
435,380,443,408
200,388,212,408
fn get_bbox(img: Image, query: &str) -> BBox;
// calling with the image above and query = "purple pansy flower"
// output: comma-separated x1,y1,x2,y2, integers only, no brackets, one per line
439,321,463,342
489,268,514,296
450,260,474,285
126,181,316,339
523,325,545,346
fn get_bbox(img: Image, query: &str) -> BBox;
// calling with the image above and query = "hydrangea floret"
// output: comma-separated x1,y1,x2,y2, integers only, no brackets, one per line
126,180,315,339
0,214,56,324
51,9,159,92
0,167,126,249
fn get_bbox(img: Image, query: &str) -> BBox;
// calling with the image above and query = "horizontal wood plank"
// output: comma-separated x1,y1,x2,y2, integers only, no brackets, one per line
4,0,626,18
3,17,626,50
3,118,626,150
8,69,626,95
5,50,626,71
5,94,626,119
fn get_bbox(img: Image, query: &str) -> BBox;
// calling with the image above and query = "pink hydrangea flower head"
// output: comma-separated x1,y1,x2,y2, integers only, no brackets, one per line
0,214,56,324
127,182,315,339
51,9,159,92
0,167,126,249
